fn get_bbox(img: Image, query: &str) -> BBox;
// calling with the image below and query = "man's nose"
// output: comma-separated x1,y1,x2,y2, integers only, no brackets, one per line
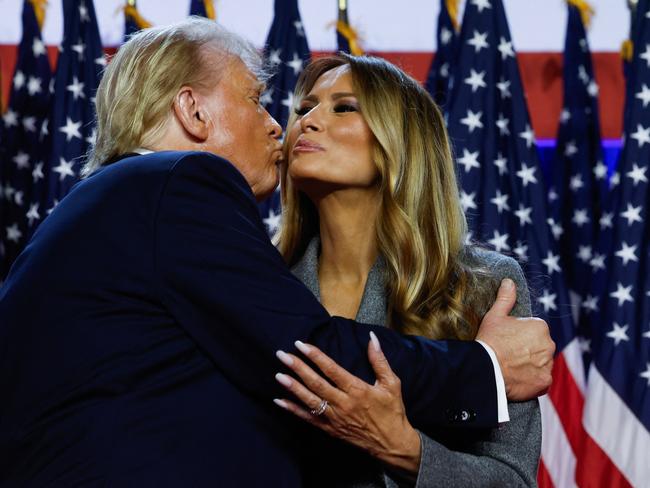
267,113,282,139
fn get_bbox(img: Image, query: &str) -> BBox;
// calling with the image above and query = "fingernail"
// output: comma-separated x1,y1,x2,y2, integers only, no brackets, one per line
276,350,294,366
501,278,514,290
273,398,289,409
369,331,381,352
295,340,312,355
275,372,292,387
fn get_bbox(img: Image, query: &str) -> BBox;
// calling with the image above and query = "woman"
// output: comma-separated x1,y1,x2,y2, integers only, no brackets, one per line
272,54,541,487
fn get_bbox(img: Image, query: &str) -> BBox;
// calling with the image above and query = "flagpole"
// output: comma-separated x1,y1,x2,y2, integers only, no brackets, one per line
338,0,349,24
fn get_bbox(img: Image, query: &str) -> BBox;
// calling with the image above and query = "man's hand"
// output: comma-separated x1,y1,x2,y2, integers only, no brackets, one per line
476,278,555,401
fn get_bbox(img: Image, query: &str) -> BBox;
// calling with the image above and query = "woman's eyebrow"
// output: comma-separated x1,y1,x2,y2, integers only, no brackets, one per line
301,92,357,103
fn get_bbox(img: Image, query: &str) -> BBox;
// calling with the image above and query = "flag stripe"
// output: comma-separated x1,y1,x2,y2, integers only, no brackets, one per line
537,459,554,488
539,394,578,488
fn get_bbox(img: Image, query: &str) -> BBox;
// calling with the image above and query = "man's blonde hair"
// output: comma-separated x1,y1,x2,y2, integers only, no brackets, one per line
83,17,266,176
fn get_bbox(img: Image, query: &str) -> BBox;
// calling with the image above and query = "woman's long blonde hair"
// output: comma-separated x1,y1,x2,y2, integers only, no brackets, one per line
277,54,489,341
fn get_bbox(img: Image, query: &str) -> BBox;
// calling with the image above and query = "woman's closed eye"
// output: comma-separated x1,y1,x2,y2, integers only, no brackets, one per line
294,105,313,116
333,103,358,113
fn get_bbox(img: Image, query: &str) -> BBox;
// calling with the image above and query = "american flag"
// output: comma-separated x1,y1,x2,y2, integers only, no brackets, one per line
443,1,579,485
189,0,215,20
258,0,311,237
0,0,52,282
424,0,458,108
45,0,104,213
577,0,650,486
336,2,363,56
124,1,151,41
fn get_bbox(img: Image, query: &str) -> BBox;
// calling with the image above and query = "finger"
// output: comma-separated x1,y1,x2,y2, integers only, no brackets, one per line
367,331,398,386
273,398,326,427
293,341,367,392
275,371,332,413
483,278,517,319
276,350,347,404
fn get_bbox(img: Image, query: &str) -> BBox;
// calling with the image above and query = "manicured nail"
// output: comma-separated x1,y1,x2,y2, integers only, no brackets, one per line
369,331,381,352
273,398,289,409
276,350,294,366
501,278,514,290
275,372,292,387
295,340,312,355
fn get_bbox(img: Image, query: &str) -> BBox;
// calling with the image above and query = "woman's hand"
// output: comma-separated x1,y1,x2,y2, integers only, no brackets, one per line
273,332,422,477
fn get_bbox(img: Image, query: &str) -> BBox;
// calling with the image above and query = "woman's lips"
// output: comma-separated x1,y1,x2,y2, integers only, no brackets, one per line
293,139,324,153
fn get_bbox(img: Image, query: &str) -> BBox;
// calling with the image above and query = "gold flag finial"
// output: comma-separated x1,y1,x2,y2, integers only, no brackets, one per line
446,0,459,31
124,1,152,30
566,0,595,28
28,0,48,30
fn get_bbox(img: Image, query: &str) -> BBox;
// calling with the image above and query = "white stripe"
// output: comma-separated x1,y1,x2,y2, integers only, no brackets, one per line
583,364,650,487
540,394,578,488
563,338,587,393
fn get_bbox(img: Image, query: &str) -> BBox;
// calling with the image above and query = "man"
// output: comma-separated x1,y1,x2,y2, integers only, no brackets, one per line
0,18,553,486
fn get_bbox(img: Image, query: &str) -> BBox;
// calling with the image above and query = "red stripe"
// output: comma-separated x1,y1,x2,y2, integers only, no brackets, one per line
576,434,633,488
537,459,554,488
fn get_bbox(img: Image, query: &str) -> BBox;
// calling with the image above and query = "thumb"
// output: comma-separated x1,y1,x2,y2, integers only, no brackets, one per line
484,278,517,320
367,331,395,385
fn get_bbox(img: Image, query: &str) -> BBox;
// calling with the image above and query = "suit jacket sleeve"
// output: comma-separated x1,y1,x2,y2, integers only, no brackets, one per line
152,152,499,431
387,254,541,488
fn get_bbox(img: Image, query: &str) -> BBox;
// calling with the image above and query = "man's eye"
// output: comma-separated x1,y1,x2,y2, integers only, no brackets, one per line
334,104,358,113
294,106,311,116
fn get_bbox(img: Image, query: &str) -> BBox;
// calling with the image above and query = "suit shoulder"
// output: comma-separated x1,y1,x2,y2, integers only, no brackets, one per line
462,246,524,279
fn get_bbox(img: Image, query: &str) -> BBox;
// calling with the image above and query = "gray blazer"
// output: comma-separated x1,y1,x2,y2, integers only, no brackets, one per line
291,237,541,488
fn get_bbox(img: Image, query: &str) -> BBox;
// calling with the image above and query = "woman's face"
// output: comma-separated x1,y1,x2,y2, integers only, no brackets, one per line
286,65,378,193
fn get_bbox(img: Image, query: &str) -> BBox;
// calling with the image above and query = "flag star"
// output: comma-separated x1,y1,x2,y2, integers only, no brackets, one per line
636,84,650,107
439,62,450,78
496,113,510,136
13,191,24,206
578,65,589,84
496,78,511,98
66,76,85,101
626,163,648,185
606,322,630,345
640,44,650,68
53,157,76,181
260,88,274,106
493,153,508,175
86,127,97,146
464,69,487,92
589,253,606,272
59,117,83,142
293,20,305,37
560,109,571,123
22,116,37,132
490,190,510,214
564,141,578,157
32,162,44,182
48,78,55,94
610,283,633,306
569,174,584,191
519,125,535,148
440,27,453,45
467,30,489,53
542,251,561,274
548,187,558,202
3,184,15,201
620,203,643,225
497,37,515,60
3,109,19,128
599,212,613,229
514,204,532,225
457,148,481,173
581,294,599,312
32,37,46,57
587,80,599,97
577,336,591,353
488,230,510,252
615,242,638,265
640,364,650,386
79,2,90,22
593,160,607,180
6,224,22,243
460,190,477,212
460,109,483,133
40,119,49,138
95,55,107,67
516,163,537,187
13,151,30,169
286,52,304,76
630,124,650,147
537,289,557,312
26,203,40,226
47,199,59,215
547,217,563,240
513,241,528,261
281,91,294,110
610,171,620,187
263,208,282,234
71,40,86,61
644,329,650,339
471,0,492,13
268,48,282,67
26,76,42,96
577,245,593,263
572,209,590,227
13,70,26,89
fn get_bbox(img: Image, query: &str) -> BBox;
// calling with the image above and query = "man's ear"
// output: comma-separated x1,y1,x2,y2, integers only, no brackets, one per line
172,86,209,142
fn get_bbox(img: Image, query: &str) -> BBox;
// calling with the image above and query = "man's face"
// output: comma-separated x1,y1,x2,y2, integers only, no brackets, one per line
199,57,282,201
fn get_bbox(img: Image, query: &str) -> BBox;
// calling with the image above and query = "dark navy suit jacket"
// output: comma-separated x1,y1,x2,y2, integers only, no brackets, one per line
0,151,497,486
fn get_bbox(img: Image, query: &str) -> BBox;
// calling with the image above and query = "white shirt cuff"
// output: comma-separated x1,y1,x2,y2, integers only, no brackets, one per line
476,339,510,423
